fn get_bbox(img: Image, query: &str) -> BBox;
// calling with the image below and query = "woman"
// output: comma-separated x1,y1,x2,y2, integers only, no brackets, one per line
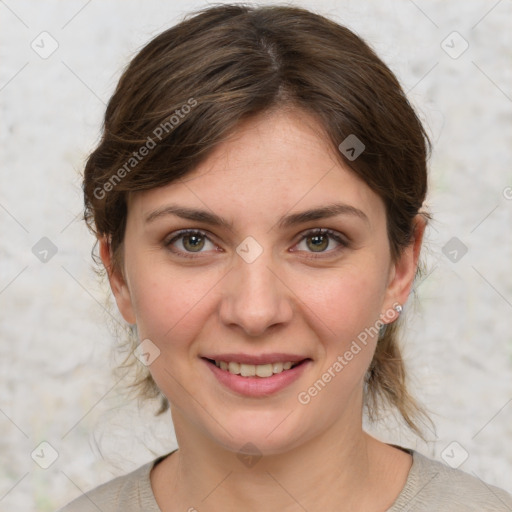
59,4,512,511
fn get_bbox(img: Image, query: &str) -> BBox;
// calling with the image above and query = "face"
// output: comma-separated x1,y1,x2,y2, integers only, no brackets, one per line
103,108,420,456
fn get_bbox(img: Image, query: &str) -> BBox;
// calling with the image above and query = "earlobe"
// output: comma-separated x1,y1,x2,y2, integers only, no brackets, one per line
98,237,136,325
383,215,427,316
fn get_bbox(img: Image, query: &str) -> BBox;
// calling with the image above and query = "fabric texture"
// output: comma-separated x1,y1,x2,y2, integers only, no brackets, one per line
58,447,512,511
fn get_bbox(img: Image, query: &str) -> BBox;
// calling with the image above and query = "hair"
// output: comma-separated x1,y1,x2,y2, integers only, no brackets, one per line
83,4,432,438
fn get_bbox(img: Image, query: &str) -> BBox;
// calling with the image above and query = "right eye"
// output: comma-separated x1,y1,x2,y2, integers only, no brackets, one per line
165,229,219,258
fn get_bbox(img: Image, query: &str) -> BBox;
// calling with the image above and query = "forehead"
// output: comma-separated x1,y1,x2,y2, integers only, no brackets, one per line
128,109,385,228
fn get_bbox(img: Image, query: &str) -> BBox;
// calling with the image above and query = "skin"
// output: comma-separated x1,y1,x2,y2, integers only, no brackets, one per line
100,107,425,511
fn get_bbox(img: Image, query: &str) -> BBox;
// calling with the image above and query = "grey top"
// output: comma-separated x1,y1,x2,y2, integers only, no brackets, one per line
58,448,512,511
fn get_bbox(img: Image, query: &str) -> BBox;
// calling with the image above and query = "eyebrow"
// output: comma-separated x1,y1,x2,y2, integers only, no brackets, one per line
145,202,370,229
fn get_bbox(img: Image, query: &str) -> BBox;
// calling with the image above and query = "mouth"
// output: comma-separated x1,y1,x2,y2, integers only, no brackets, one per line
203,358,308,378
201,355,312,397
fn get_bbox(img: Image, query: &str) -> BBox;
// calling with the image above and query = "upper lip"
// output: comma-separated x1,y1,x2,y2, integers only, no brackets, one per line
202,353,310,365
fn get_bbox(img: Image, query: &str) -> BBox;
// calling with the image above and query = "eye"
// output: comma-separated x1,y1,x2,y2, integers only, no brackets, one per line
165,229,218,258
165,227,348,260
293,228,348,258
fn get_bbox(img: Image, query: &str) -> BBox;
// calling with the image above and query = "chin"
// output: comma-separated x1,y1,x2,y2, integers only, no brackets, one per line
205,408,313,457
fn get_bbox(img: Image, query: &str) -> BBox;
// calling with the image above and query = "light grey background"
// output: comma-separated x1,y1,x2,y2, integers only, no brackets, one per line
1,0,511,510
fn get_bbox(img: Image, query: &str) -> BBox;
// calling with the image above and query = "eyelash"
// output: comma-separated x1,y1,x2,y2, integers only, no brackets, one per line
165,228,349,260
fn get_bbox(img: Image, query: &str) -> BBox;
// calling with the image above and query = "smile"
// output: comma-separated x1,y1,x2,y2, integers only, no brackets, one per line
210,359,300,378
202,356,311,397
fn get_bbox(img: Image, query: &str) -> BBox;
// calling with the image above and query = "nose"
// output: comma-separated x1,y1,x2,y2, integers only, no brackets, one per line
218,250,294,337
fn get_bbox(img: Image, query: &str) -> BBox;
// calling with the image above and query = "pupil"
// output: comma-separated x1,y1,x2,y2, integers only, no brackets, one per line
309,234,327,251
185,234,204,251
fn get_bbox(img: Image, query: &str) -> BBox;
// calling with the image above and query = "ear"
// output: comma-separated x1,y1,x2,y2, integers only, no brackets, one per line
382,215,427,318
98,237,136,325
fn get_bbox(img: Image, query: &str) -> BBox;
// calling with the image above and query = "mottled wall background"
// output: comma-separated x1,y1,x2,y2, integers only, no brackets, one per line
1,0,511,510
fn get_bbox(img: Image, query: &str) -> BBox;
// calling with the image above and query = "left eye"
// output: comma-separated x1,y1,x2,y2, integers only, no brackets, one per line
165,228,347,259
294,228,347,256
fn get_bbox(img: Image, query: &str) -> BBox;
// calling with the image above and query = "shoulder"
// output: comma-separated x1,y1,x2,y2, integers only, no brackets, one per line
389,449,512,511
57,456,164,512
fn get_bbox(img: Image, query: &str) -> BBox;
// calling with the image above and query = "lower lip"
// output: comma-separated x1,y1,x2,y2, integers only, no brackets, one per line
202,358,311,397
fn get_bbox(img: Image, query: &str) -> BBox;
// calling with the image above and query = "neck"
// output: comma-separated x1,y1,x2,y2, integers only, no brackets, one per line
151,408,409,511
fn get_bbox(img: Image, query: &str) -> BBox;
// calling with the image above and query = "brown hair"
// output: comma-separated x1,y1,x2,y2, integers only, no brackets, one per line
83,4,432,437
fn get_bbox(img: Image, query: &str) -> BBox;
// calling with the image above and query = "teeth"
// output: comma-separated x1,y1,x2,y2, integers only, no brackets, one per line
213,360,299,377
228,361,240,374
272,362,284,374
240,364,256,377
255,364,273,378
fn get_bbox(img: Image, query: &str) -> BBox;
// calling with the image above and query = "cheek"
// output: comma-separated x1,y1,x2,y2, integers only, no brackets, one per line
294,270,387,410
297,262,389,386
128,263,219,352
301,263,387,335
